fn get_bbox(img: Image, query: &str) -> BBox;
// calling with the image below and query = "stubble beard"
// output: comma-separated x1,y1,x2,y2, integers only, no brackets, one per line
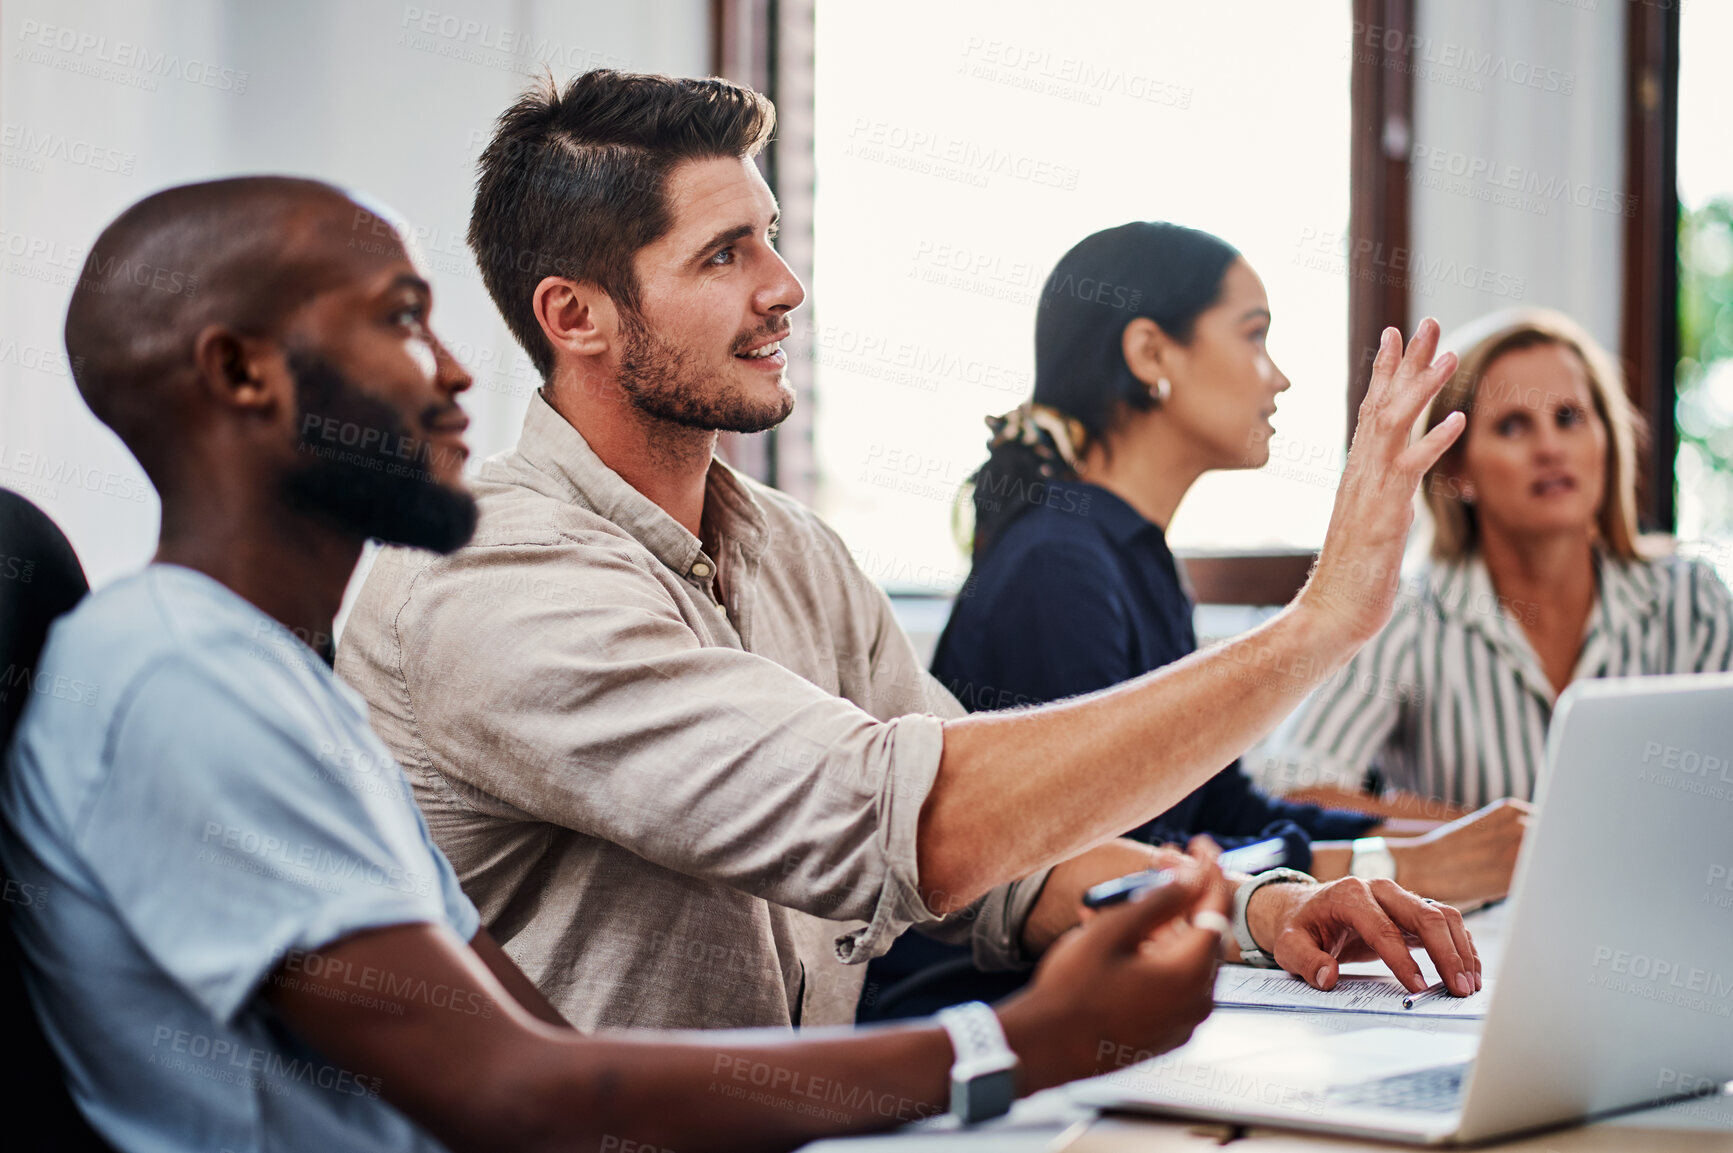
614,308,794,435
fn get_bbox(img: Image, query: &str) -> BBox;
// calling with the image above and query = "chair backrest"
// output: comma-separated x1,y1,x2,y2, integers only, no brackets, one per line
0,489,112,1150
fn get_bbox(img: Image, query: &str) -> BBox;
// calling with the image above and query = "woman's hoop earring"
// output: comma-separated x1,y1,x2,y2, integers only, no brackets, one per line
1152,378,1172,405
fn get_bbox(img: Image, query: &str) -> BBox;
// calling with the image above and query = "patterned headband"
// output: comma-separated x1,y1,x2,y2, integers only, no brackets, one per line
985,401,1090,473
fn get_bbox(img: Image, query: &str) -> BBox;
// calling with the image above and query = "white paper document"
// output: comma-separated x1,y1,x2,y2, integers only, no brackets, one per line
1214,967,1490,1018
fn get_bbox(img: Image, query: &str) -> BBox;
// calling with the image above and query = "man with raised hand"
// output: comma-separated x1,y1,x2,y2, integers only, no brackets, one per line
1,176,1245,1151
338,69,1481,1033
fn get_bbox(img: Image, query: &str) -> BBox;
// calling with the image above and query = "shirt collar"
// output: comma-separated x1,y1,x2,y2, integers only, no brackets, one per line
510,391,767,582
1594,550,1662,625
1052,480,1166,548
1426,554,1555,701
1426,547,1658,701
1575,550,1661,679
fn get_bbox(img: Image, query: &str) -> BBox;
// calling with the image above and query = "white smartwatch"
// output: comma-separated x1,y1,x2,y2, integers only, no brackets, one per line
935,1001,1019,1124
1349,836,1399,881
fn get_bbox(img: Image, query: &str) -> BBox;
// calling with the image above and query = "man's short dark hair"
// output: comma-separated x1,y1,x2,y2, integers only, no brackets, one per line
468,69,775,380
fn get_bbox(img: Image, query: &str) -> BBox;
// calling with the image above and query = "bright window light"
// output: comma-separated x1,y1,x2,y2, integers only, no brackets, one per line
813,0,1352,593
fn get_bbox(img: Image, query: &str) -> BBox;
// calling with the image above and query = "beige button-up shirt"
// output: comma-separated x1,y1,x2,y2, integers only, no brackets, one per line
336,394,1045,1031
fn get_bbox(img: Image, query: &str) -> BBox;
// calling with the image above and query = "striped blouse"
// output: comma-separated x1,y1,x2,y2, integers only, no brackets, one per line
1253,551,1733,809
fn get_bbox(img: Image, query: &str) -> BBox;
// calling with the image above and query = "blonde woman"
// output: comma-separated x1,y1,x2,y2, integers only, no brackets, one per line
1261,308,1733,814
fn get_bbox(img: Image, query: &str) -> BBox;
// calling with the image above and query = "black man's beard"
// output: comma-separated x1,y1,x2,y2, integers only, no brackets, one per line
280,350,478,554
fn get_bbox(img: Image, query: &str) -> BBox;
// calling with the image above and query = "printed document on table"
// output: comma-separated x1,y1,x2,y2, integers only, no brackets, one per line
1214,967,1490,1018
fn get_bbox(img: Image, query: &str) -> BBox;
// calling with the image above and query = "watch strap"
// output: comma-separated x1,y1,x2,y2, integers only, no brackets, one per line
1350,836,1398,881
935,1001,1018,1124
1231,867,1315,967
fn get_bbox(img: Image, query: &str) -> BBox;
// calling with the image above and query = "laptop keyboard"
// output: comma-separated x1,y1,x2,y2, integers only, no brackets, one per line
1327,1063,1469,1113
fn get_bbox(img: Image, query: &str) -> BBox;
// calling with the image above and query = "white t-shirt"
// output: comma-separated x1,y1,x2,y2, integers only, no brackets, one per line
1,564,479,1152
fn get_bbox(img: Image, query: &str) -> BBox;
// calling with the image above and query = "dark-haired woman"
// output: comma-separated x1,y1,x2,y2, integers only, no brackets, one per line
935,223,1525,899
949,221,1531,880
857,223,1524,1022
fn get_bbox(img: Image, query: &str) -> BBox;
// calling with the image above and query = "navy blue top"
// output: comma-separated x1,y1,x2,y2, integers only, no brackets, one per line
932,480,1378,872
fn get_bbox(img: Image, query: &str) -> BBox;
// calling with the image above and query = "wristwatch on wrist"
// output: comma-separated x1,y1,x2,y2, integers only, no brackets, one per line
935,1001,1019,1125
1349,836,1399,882
1231,867,1315,968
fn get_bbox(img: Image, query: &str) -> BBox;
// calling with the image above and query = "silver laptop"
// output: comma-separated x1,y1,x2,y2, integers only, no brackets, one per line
1072,672,1733,1144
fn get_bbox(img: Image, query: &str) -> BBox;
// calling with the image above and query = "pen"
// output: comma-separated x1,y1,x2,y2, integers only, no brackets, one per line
1082,837,1289,909
1402,980,1449,1009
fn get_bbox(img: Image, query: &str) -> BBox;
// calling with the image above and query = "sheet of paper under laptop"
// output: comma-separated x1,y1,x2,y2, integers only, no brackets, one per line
1214,967,1491,1018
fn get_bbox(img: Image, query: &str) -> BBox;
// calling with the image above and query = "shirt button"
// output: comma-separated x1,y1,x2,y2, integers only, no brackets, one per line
691,561,713,579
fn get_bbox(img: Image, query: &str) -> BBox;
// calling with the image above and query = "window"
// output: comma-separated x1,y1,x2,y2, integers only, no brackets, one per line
1674,0,1733,577
812,1,1353,594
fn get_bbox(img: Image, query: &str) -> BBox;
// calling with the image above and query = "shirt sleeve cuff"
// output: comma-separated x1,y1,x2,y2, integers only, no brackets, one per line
967,869,1051,971
831,713,948,965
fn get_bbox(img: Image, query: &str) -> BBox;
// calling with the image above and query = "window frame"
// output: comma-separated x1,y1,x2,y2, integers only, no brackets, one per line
1622,1,1682,534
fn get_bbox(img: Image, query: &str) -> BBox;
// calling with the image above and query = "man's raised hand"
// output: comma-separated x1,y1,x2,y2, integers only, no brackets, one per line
1302,319,1465,650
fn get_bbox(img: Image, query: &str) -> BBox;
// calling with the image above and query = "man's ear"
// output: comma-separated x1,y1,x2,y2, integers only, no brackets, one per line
533,276,617,361
191,326,280,415
1120,316,1177,390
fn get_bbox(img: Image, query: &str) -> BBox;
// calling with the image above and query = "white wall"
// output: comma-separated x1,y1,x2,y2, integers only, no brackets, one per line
0,0,707,588
1407,0,1626,350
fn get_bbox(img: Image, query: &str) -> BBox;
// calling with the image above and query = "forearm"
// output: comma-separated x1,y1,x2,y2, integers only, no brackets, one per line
920,603,1357,910
275,926,1014,1153
540,1001,1087,1153
1309,843,1351,881
549,1026,955,1152
470,928,569,1028
1286,786,1465,824
1310,832,1434,884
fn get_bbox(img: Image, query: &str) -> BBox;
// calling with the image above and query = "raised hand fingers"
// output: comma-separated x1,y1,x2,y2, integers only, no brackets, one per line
1360,319,1458,443
1399,409,1466,478
1396,316,1442,385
